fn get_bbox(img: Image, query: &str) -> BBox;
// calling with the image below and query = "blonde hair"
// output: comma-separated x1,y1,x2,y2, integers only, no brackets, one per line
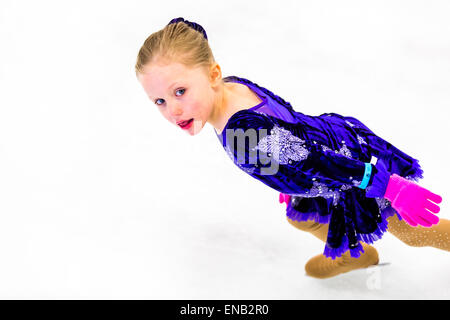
135,18,216,77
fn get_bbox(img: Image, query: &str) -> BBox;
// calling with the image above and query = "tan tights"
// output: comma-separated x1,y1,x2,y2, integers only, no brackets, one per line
286,218,330,243
286,218,379,278
287,214,450,251
286,213,450,278
386,214,450,251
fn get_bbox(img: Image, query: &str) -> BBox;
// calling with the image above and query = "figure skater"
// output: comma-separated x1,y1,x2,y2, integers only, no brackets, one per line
135,17,447,279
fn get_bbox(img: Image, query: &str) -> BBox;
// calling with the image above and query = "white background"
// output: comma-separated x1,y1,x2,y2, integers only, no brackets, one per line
0,0,449,299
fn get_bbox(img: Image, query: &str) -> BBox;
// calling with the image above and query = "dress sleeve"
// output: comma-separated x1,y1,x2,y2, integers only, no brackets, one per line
222,110,391,197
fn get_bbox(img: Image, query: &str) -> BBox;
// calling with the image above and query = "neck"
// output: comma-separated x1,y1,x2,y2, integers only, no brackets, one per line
209,81,238,135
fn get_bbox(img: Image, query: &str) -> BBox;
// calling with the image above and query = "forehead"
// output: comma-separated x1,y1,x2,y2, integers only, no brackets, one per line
138,62,202,97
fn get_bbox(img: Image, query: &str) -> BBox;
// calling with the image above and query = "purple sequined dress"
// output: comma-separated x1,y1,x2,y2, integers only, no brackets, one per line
215,75,424,259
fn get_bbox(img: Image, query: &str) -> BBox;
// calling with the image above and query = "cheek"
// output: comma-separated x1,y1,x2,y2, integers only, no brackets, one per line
157,108,172,123
187,89,211,116
189,103,202,115
189,99,206,115
179,100,199,117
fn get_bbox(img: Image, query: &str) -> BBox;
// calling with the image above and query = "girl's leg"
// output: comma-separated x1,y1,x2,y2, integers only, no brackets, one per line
387,214,450,251
286,218,329,242
286,217,379,279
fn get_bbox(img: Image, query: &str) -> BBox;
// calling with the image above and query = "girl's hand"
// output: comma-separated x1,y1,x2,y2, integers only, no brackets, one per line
279,193,291,207
384,174,442,227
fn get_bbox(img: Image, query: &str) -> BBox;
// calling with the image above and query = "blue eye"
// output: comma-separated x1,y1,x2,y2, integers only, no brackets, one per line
154,88,185,106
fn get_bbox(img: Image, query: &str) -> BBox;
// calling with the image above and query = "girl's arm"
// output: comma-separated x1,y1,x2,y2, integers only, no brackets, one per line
223,109,442,228
222,109,390,198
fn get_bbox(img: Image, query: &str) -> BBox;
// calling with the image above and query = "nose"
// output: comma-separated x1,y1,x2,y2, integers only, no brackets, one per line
167,102,183,118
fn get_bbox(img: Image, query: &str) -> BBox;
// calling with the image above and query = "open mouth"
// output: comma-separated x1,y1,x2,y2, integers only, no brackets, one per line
178,118,194,129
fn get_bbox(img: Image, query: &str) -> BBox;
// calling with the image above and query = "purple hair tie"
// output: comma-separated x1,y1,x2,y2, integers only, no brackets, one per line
168,17,208,40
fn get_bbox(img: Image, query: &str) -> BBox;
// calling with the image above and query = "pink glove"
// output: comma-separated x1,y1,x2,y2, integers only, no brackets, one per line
384,174,443,227
279,193,291,207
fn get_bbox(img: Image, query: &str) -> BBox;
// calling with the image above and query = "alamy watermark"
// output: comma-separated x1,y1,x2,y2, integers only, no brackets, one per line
218,127,283,176
366,266,382,290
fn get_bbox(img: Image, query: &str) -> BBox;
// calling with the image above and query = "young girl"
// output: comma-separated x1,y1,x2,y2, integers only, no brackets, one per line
135,17,447,279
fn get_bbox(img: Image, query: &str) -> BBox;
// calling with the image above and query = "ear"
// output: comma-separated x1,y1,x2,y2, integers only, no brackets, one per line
208,62,223,86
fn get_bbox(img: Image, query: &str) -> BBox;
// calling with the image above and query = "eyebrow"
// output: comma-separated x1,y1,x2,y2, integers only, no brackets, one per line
150,81,182,101
168,81,180,90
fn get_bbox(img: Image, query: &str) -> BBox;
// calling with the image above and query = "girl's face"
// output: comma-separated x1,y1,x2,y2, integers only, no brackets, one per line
137,60,222,136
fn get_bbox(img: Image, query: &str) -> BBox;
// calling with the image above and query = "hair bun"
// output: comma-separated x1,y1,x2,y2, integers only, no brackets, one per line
167,17,208,40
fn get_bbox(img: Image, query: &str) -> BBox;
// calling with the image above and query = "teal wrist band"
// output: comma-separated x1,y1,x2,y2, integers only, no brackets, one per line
358,163,372,189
